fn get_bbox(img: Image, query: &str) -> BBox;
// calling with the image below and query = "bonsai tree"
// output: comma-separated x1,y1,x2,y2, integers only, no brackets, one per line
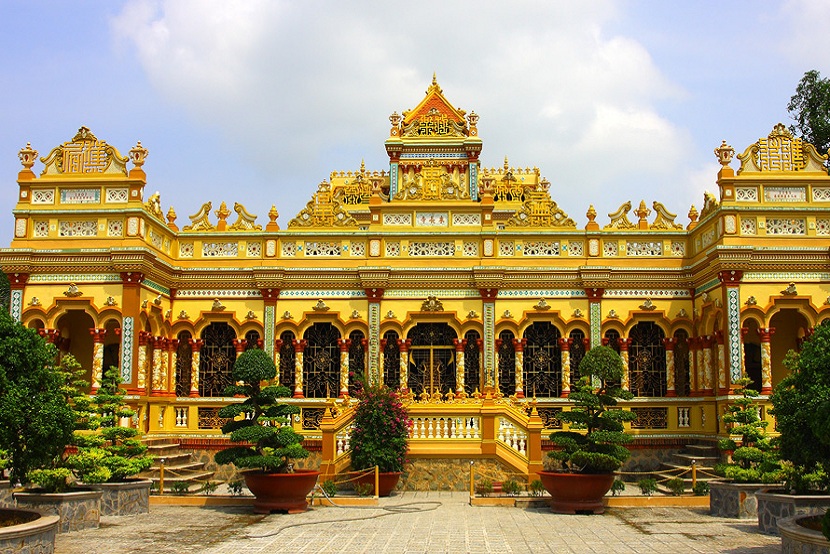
214,348,310,473
714,376,780,483
770,321,830,494
0,311,75,486
349,381,410,473
65,365,154,483
545,345,636,473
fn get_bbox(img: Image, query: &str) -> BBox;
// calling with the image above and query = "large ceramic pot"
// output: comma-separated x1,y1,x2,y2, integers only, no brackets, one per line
778,515,830,553
537,471,615,514
353,471,402,497
0,508,59,553
244,470,320,514
757,489,830,535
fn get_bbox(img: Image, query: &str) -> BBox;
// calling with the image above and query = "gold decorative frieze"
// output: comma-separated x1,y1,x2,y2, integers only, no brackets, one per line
40,127,128,176
183,202,215,231
421,296,444,312
737,123,828,173
394,161,469,201
229,203,262,231
289,181,357,228
506,188,575,228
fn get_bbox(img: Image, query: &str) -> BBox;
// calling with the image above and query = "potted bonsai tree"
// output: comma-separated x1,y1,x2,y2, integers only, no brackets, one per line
709,376,781,518
214,348,319,514
349,380,410,496
538,345,635,514
757,322,830,534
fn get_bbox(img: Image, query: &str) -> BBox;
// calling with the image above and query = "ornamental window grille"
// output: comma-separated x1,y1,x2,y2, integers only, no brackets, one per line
199,322,237,397
348,330,365,395
107,220,123,237
179,242,194,257
350,241,365,256
628,322,667,397
278,331,296,390
523,322,562,398
33,221,49,237
282,242,296,257
59,220,97,237
673,329,690,397
701,229,715,247
303,323,341,398
816,219,830,236
198,407,230,430
385,241,401,257
569,329,586,388
766,218,806,235
497,331,516,396
245,330,260,350
603,241,618,257
105,188,129,203
246,242,262,257
630,407,668,429
301,408,325,430
813,187,830,202
568,241,584,256
741,218,757,235
670,241,685,256
407,323,457,396
305,241,341,257
603,329,622,388
464,330,481,395
202,242,238,257
523,241,560,256
498,241,514,256
383,213,412,226
32,189,55,204
626,241,662,256
409,241,454,256
175,331,192,397
462,241,479,256
736,187,758,202
537,408,563,429
382,331,400,390
452,213,481,226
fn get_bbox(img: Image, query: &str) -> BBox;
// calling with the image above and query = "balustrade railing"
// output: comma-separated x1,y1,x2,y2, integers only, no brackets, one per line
409,416,480,439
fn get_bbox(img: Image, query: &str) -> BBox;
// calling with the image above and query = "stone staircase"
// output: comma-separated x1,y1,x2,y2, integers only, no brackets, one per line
654,443,720,494
139,438,215,493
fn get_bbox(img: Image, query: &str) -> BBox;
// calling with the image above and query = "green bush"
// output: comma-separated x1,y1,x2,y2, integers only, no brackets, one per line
354,482,373,497
200,481,219,495
611,478,626,496
502,479,521,496
693,481,710,496
171,481,191,495
228,480,244,496
638,478,657,496
28,468,73,492
321,479,338,497
666,477,686,496
475,478,493,496
529,479,545,497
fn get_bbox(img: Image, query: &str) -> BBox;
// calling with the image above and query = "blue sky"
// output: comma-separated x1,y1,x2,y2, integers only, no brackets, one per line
1,1,827,247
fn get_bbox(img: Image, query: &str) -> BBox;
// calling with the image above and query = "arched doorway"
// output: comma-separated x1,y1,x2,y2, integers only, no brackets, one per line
497,330,516,396
175,330,193,397
303,323,341,398
769,309,809,388
628,321,666,397
673,329,691,396
278,331,296,389
742,319,762,391
199,322,236,397
463,330,481,395
407,323,457,396
55,309,96,388
382,330,400,390
523,321,562,397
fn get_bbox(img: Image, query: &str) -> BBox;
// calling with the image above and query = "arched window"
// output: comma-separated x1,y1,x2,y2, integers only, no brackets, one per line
569,329,586,387
279,331,296,390
175,331,193,397
244,330,260,350
628,322,667,397
523,321,562,397
303,323,341,398
199,322,236,397
673,330,690,397
348,330,365,395
464,330,481,395
382,330,400,390
497,330,516,396
407,323,456,396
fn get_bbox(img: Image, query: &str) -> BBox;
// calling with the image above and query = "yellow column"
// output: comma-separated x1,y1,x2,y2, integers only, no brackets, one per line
293,339,306,398
189,339,202,397
89,328,106,390
758,328,775,394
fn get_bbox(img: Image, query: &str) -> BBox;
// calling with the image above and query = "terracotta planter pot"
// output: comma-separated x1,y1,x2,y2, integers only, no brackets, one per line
0,508,59,553
538,471,615,514
244,470,320,514
354,471,402,497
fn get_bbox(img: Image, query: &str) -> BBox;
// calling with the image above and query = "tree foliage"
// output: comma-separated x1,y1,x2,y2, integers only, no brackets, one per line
788,70,830,163
0,273,9,310
0,310,75,485
349,382,410,473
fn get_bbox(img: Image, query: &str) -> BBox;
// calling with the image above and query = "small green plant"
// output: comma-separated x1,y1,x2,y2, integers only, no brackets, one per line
321,479,338,497
171,481,191,495
354,482,373,497
200,481,219,495
529,479,545,497
611,478,626,496
638,478,658,496
475,478,493,497
666,477,686,496
502,478,521,496
28,468,73,493
227,479,244,496
693,481,710,496
149,480,159,493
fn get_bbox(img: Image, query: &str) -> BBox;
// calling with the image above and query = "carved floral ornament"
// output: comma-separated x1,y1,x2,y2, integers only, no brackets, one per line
506,188,576,228
289,181,358,228
39,127,130,176
735,123,829,174
181,201,262,232
604,200,682,230
421,296,444,312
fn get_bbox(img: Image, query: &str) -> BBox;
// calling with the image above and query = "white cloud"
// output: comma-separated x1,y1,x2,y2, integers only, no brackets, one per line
110,0,694,222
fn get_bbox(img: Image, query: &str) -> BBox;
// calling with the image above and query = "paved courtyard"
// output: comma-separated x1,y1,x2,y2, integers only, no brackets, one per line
56,492,779,553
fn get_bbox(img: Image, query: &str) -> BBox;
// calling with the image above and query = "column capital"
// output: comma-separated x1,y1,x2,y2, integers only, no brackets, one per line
259,287,280,301
584,287,605,300
558,337,573,350
713,330,725,344
718,270,744,284
453,338,466,351
232,338,247,353
337,338,351,352
512,337,527,351
153,336,168,349
120,271,145,285
757,327,776,342
478,287,498,300
89,328,107,343
701,335,715,349
364,287,385,300
618,337,632,351
293,339,307,352
688,336,701,350
188,338,204,352
397,338,412,352
7,272,29,289
662,337,676,350
167,339,179,352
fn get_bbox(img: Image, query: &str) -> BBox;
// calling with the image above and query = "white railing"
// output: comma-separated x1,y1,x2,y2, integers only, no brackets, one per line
174,406,188,427
409,416,481,439
336,424,353,456
496,417,527,456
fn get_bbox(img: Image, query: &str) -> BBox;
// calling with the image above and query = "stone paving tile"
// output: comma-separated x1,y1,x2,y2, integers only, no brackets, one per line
55,492,780,554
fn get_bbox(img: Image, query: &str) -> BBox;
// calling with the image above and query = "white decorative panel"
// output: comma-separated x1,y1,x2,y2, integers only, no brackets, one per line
305,241,341,256
626,241,662,256
523,241,560,256
105,188,129,203
812,187,830,202
14,219,26,238
701,228,715,247
568,241,584,256
202,242,238,257
499,241,514,256
483,239,494,257
603,241,618,257
385,241,400,257
764,186,806,203
415,212,448,227
409,241,454,256
452,213,481,226
740,218,757,235
60,188,100,204
33,220,49,237
462,241,479,256
766,218,806,235
246,242,262,257
369,239,381,257
265,240,276,257
149,229,163,249
126,217,139,236
282,242,296,257
670,241,685,256
59,220,97,237
350,241,365,256
107,220,123,237
32,189,55,204
179,242,194,258
589,239,600,257
383,213,412,226
735,187,758,202
724,215,736,234
816,219,830,236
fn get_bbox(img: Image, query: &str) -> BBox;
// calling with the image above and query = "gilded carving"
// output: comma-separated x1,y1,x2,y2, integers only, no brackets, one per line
40,127,128,176
650,201,683,230
145,192,164,220
183,202,215,231
229,203,262,231
737,123,828,174
604,201,636,230
394,161,469,201
313,299,330,312
421,296,444,312
506,187,576,228
289,181,358,228
64,283,82,297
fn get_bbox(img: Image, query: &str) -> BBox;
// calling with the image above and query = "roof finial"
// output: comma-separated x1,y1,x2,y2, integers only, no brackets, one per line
427,72,442,94
432,72,437,86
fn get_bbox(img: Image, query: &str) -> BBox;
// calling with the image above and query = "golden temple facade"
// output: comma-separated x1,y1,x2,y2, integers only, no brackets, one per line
4,77,830,478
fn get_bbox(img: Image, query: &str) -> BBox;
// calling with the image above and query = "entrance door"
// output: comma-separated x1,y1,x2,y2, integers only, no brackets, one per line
407,323,457,396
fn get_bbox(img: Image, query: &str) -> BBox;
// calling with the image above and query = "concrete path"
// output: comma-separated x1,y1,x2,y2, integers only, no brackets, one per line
56,492,779,553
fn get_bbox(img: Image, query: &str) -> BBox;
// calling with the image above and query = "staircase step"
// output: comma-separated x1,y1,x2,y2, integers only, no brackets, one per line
672,453,719,464
684,444,719,454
